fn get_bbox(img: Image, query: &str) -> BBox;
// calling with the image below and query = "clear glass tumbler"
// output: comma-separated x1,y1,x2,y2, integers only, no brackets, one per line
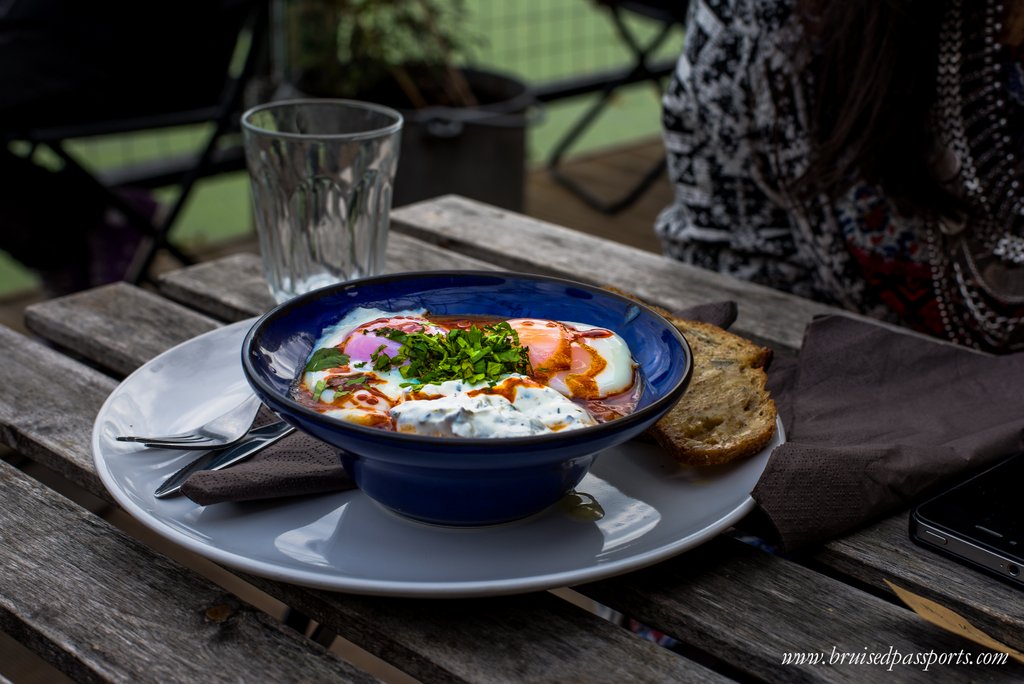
242,99,403,302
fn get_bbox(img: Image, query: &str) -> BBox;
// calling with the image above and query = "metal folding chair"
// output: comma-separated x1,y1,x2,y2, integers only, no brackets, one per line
10,1,268,285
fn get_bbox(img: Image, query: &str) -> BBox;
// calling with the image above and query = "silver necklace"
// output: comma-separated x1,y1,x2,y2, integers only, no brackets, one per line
930,0,1024,351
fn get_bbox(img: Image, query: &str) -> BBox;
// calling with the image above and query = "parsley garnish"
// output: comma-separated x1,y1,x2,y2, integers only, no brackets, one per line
331,374,370,390
316,373,372,404
369,321,531,386
304,348,350,372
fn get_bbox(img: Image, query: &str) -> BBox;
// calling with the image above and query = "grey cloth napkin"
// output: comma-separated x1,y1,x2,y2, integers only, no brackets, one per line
180,410,354,505
179,434,355,505
749,314,1024,551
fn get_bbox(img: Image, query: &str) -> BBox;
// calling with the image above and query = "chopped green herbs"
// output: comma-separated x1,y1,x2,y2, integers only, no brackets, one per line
312,379,326,401
369,322,531,386
304,347,350,372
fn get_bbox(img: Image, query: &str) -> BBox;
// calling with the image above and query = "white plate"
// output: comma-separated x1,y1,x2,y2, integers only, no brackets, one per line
93,319,783,597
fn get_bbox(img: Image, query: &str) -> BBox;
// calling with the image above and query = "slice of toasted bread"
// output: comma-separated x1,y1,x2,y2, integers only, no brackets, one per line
603,286,777,466
653,315,777,466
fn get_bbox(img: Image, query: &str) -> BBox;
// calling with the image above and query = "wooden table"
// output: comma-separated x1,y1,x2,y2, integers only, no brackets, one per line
2,195,1021,683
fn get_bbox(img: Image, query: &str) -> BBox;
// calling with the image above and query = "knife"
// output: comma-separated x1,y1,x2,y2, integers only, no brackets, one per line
154,420,296,499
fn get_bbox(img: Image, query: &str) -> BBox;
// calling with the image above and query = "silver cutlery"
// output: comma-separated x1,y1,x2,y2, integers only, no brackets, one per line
117,394,263,449
154,420,296,499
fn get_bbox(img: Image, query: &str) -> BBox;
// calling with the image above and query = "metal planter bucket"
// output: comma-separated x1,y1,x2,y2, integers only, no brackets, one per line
392,69,535,212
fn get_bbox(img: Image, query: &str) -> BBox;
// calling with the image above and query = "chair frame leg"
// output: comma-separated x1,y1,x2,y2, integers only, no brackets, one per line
124,4,267,284
44,143,196,271
122,116,233,284
545,5,677,215
25,3,270,287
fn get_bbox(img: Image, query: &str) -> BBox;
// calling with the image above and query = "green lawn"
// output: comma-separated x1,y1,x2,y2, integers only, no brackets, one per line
1,2,681,296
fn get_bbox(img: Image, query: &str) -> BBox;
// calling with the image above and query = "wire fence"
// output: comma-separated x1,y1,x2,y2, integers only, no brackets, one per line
470,0,683,85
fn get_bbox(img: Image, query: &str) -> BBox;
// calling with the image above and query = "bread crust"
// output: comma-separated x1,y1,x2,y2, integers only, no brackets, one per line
604,287,777,466
653,316,777,465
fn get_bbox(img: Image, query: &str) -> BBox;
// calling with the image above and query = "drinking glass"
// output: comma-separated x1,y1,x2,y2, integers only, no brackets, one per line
242,99,403,302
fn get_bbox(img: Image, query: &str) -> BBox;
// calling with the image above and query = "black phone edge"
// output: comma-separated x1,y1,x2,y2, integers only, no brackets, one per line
908,511,1024,589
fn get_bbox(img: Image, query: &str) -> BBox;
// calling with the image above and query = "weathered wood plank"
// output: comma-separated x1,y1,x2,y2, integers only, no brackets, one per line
0,325,118,497
390,195,840,350
812,515,1024,652
1,317,730,682
577,536,1023,683
156,231,500,322
0,459,379,684
23,284,220,377
156,252,276,322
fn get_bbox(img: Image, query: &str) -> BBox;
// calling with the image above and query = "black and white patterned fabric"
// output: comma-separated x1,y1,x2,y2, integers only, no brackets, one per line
656,0,1024,352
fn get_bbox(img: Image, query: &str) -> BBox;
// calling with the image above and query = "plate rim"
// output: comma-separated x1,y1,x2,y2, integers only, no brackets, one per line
92,319,781,598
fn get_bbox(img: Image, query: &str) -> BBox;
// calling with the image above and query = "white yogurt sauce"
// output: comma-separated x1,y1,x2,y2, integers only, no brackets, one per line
390,376,596,438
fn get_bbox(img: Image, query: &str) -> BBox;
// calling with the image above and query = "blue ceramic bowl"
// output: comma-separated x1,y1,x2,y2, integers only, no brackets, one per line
241,271,692,525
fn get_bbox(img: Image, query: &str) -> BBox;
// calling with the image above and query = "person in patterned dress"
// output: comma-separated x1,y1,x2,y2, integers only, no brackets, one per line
657,0,1024,353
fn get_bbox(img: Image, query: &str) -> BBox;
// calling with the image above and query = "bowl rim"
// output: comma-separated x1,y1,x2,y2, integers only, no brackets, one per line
240,270,692,448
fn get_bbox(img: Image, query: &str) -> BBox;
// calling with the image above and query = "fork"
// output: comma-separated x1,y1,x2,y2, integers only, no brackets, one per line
116,394,263,449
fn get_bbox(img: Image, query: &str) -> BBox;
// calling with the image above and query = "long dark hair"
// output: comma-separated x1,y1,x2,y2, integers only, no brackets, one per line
792,0,956,217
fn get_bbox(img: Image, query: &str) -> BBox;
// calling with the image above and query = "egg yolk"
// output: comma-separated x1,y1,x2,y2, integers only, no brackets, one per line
507,318,573,374
508,318,633,400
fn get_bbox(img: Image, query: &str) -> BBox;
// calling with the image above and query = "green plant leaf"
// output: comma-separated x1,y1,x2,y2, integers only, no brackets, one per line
304,347,351,373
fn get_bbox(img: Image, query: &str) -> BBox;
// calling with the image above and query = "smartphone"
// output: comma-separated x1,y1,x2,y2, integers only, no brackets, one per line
909,453,1024,588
